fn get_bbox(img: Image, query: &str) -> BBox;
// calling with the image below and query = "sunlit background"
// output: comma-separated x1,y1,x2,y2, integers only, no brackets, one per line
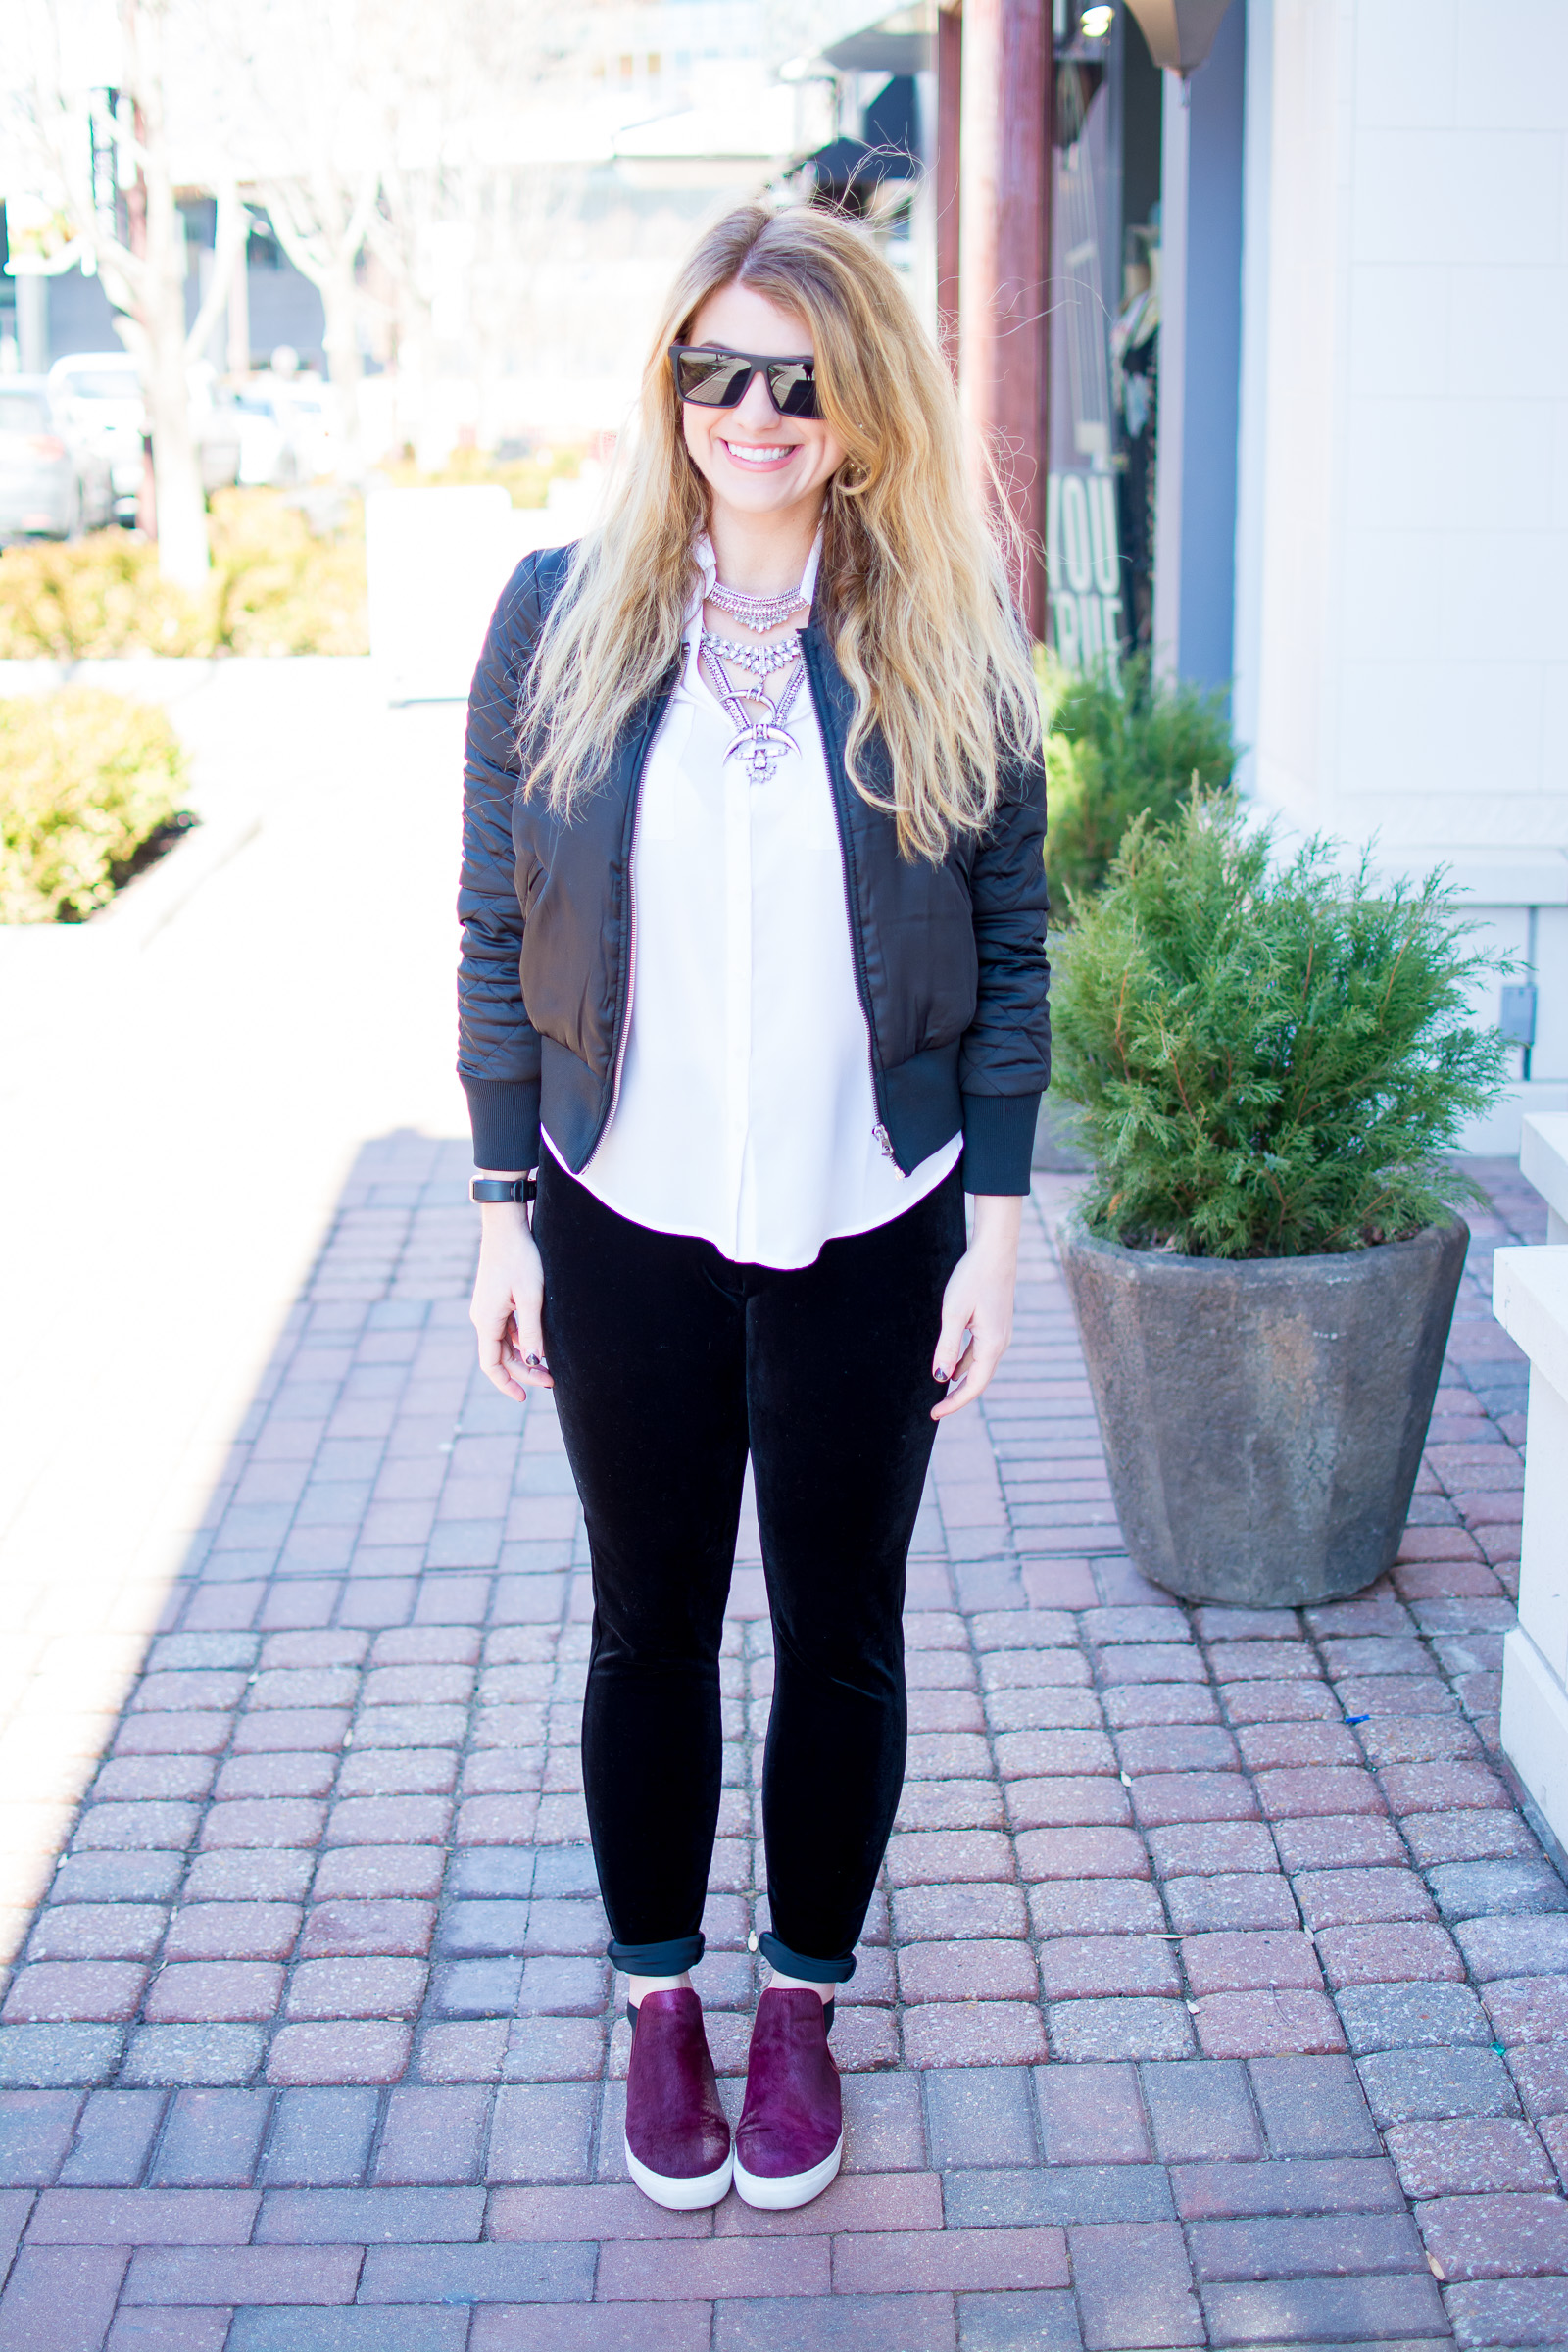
2,0,933,460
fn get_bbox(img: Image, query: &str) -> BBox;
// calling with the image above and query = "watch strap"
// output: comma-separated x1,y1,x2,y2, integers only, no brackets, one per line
469,1176,537,1204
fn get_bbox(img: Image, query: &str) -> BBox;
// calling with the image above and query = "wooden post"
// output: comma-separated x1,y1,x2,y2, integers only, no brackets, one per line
958,0,1051,638
936,2,962,376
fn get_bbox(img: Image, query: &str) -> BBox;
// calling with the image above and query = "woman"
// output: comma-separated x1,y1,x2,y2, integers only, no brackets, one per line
459,203,1049,2213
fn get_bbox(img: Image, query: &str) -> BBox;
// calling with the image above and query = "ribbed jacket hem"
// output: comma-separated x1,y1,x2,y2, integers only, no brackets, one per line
462,1075,541,1171
959,1091,1041,1195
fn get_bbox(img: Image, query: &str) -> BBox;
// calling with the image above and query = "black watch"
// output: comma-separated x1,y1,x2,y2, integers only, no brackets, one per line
469,1176,537,1204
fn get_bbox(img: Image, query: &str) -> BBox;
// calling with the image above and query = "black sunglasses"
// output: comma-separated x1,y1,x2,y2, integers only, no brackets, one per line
668,342,820,420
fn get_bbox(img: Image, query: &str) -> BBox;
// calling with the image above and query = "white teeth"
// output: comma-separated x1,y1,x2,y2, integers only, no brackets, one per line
724,442,793,462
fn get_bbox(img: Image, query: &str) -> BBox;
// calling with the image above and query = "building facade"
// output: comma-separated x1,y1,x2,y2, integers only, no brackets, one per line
948,0,1568,1149
1237,0,1568,1150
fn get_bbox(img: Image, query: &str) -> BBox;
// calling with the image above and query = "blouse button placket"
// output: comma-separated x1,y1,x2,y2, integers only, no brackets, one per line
723,752,754,1260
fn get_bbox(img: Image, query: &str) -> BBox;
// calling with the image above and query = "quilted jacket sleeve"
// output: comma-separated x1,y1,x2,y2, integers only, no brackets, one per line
957,744,1051,1196
457,554,548,1169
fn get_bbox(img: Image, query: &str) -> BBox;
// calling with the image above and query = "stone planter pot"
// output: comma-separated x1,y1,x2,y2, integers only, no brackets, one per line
1058,1218,1469,1606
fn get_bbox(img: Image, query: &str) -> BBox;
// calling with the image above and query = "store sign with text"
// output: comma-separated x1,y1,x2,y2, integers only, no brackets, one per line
1046,471,1122,677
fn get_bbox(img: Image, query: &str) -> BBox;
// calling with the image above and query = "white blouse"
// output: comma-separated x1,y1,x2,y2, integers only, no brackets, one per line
546,537,961,1269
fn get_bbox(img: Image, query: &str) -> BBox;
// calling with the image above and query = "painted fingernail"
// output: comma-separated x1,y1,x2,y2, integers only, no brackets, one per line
934,1366,949,1383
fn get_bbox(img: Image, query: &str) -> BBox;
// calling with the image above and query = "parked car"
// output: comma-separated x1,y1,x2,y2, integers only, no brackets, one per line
231,384,296,485
0,377,115,541
47,352,242,521
45,356,143,519
187,363,243,492
229,377,337,486
279,381,337,480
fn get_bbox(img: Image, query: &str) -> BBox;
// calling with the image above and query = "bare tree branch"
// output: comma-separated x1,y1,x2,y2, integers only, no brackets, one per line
184,176,249,365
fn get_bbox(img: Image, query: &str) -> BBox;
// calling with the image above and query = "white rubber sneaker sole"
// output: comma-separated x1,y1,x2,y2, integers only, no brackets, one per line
732,2132,844,2210
624,2135,734,2211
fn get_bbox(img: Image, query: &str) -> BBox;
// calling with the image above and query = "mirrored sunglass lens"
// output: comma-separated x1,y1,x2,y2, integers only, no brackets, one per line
767,364,816,417
677,353,751,405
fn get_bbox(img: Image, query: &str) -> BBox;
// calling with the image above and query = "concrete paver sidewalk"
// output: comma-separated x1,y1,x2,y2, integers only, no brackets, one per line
0,1140,1558,2352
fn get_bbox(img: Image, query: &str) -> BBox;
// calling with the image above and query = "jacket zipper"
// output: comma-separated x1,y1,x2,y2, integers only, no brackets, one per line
607,794,643,1136
801,632,902,1170
580,696,665,1164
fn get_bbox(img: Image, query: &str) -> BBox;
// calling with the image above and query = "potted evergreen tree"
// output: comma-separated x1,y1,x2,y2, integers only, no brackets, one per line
1051,797,1508,1607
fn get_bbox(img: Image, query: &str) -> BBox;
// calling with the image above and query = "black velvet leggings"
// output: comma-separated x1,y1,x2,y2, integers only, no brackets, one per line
535,1152,966,1984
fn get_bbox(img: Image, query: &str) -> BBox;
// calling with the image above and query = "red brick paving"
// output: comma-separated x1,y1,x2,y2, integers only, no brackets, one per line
0,1149,1557,2346
1190,1990,1349,2060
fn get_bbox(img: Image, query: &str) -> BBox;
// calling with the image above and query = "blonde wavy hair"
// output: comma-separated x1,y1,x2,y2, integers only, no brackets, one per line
520,203,1041,861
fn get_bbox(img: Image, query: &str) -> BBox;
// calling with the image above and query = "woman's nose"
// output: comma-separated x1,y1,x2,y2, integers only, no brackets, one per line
733,369,785,430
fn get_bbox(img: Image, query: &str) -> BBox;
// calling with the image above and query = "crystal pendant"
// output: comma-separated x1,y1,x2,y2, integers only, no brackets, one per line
728,721,798,786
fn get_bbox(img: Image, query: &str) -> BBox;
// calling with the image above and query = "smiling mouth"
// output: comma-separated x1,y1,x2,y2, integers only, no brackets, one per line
719,439,799,469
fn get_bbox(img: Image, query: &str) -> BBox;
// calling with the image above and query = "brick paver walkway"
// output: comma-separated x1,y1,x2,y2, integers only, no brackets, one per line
0,1146,1559,2352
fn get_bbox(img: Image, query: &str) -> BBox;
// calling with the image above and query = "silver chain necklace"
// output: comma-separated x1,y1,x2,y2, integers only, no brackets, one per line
696,553,814,783
699,632,808,786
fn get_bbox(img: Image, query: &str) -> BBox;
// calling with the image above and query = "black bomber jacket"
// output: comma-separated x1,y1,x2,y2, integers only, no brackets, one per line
458,546,1051,1195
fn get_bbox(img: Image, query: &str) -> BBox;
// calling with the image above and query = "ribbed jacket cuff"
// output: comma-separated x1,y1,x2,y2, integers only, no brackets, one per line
959,1091,1041,1195
462,1076,542,1171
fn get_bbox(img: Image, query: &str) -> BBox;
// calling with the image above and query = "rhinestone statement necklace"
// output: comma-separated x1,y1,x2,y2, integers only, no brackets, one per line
705,578,809,634
699,568,812,786
702,629,802,681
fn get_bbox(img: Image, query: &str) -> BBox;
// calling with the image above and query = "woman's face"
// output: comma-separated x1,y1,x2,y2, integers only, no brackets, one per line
679,279,848,527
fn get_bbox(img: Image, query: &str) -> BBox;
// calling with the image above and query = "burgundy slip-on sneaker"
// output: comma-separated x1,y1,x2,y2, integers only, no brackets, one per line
733,1986,843,2210
622,1987,733,2210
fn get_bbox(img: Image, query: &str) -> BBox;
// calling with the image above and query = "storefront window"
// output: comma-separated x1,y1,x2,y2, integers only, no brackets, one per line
1046,2,1162,673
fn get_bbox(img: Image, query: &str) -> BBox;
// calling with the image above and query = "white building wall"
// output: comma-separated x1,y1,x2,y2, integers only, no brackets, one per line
1497,1119,1568,1854
1239,0,1568,1141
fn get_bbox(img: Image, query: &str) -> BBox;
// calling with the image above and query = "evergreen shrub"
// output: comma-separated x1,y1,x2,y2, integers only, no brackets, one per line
1051,794,1508,1258
0,690,188,923
1040,653,1236,914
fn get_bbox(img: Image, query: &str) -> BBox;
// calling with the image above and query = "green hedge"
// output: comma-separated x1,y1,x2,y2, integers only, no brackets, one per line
0,690,188,923
0,488,368,659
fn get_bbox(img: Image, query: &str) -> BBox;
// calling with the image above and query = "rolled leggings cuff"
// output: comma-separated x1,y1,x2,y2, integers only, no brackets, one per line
758,1932,857,1985
607,1933,705,1976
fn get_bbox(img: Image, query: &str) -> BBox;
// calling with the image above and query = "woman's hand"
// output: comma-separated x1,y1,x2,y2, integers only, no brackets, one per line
470,1193,553,1403
931,1193,1023,1421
